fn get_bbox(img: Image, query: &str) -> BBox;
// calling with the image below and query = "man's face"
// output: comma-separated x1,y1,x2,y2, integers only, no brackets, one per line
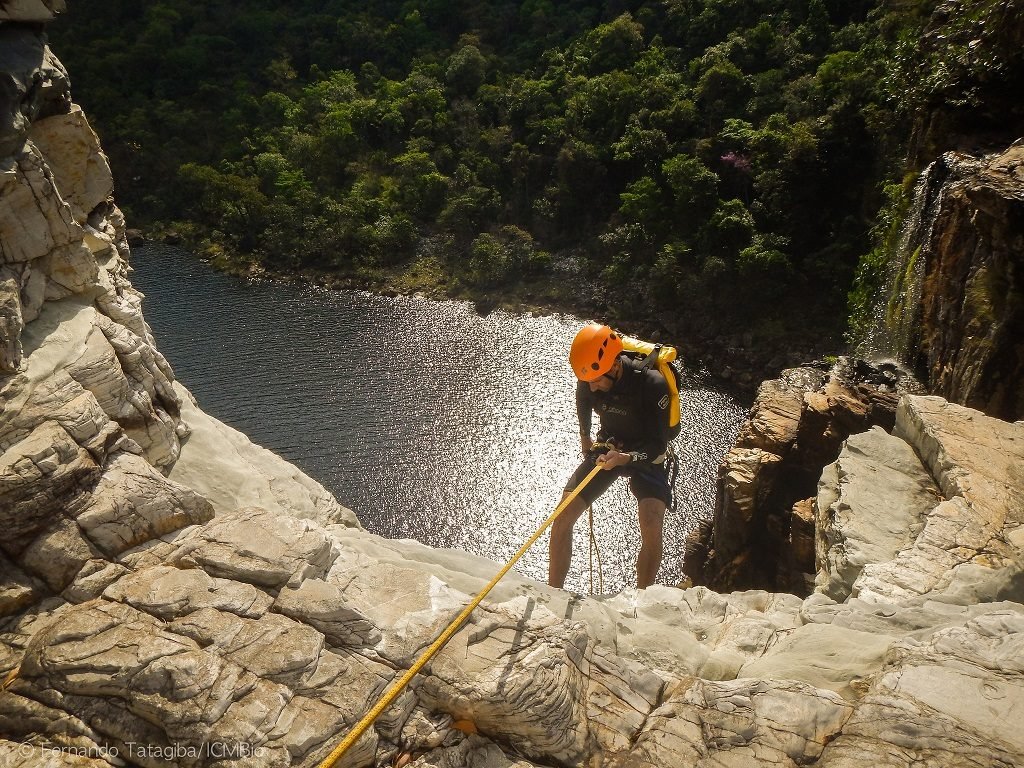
588,360,620,393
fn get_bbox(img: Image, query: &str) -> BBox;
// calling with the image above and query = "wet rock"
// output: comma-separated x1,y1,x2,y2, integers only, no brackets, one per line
914,143,1024,421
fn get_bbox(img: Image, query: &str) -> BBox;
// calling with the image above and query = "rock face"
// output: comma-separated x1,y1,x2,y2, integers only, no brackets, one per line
911,142,1024,422
3,398,1024,768
684,358,917,594
3,5,1024,768
2,0,354,705
818,396,1024,606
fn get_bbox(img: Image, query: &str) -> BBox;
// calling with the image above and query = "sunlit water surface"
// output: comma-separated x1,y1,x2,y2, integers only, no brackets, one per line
132,245,747,593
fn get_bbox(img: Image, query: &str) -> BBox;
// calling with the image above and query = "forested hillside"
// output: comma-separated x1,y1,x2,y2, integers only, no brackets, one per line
48,0,1023,348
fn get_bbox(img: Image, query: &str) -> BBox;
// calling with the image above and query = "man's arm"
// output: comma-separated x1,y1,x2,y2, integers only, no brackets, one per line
575,380,594,454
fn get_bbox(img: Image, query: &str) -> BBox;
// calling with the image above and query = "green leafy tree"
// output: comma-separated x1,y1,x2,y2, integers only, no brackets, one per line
446,44,487,95
662,154,719,233
388,149,449,220
465,226,548,287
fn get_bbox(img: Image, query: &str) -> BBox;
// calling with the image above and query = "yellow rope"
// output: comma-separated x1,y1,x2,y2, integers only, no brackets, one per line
1,665,18,691
316,463,605,768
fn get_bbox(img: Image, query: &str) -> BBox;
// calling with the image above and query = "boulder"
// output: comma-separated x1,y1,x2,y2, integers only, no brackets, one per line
28,105,113,224
815,426,937,601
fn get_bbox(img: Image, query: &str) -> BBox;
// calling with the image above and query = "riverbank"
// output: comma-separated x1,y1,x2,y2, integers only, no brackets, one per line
130,226,842,396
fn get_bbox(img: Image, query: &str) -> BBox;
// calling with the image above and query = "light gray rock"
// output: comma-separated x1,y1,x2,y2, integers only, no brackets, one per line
18,516,99,592
5,297,183,469
103,564,273,620
0,366,132,464
852,397,1024,604
876,612,1024,752
169,382,360,527
817,606,1024,767
738,622,893,699
168,608,326,686
72,452,213,557
60,559,129,604
0,419,100,553
895,395,1024,526
2,493,1023,767
625,676,854,767
816,426,938,601
274,579,381,649
169,507,338,588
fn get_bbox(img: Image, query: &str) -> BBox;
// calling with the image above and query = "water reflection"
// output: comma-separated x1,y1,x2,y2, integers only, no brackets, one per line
132,245,746,593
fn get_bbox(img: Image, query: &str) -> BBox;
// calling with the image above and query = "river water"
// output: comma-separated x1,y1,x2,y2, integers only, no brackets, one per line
131,245,747,594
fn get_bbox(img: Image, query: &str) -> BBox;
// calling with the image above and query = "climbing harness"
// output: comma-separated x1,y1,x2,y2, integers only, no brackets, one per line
315,463,606,768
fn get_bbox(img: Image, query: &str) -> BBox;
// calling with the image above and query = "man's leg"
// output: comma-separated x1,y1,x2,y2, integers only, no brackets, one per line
636,497,666,589
548,494,588,588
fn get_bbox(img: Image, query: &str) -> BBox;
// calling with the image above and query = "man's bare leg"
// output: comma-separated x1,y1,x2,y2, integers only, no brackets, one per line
548,494,588,588
636,497,666,588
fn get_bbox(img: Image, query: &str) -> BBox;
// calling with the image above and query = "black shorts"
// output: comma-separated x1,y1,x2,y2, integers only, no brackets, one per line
563,454,671,507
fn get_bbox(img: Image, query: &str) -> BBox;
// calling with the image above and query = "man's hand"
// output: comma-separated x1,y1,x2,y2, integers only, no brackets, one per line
596,449,631,469
580,434,593,456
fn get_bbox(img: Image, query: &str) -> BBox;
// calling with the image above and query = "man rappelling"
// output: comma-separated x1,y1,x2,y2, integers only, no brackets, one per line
548,322,679,590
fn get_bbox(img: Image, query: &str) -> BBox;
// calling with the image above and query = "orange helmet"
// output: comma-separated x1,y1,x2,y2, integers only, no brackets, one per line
570,323,623,381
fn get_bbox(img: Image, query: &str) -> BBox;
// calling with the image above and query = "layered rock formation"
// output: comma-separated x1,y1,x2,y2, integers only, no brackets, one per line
4,5,1024,768
911,142,1024,422
684,358,920,594
2,393,1024,767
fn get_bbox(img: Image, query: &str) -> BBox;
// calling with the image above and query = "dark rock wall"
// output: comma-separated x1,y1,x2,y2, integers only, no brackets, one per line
915,143,1024,421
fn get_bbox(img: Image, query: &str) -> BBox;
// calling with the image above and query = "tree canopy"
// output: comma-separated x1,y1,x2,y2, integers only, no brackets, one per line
50,0,1020,345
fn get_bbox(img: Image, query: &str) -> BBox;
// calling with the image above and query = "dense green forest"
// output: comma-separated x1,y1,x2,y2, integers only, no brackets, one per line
49,0,1023,350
